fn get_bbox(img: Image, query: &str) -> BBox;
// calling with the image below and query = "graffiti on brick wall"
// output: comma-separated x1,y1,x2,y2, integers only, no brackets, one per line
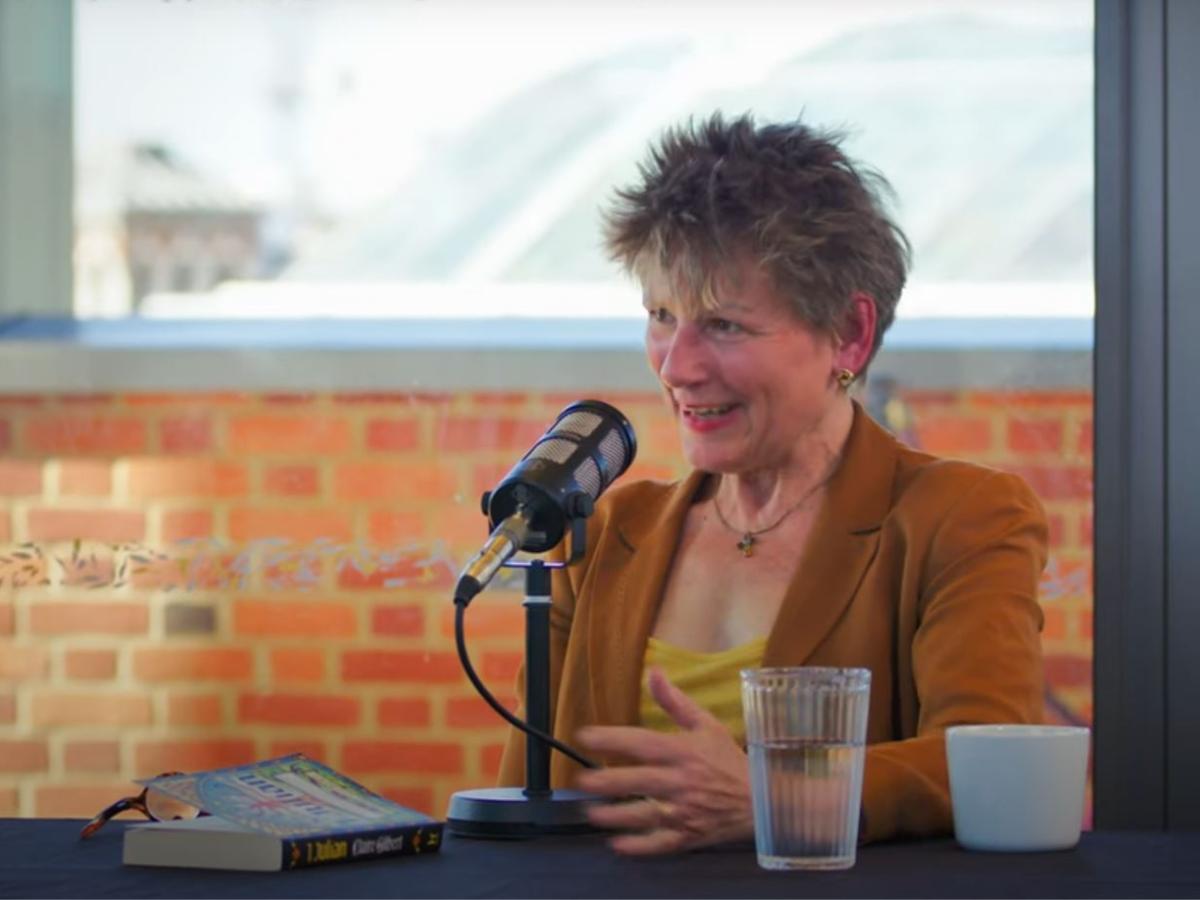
0,538,462,592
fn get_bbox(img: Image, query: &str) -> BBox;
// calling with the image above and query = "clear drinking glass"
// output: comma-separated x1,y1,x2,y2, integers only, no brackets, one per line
741,667,871,870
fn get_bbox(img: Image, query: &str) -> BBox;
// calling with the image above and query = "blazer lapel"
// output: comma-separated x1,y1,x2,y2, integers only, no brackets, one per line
587,470,709,727
764,404,898,666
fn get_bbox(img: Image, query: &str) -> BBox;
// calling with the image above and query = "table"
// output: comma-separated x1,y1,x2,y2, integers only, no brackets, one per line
1,819,1198,898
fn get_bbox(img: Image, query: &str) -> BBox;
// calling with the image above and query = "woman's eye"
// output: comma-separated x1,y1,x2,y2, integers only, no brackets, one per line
648,308,673,324
707,318,744,335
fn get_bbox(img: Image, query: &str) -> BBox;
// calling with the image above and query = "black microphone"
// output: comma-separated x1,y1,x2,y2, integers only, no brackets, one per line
453,399,637,605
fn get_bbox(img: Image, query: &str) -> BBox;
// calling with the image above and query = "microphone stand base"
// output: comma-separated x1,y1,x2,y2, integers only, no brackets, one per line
446,787,599,839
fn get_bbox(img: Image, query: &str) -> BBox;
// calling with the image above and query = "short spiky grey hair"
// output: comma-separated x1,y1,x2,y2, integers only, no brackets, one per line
603,112,910,364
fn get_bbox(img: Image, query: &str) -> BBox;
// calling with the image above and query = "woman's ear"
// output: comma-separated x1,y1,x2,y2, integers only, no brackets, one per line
833,293,878,377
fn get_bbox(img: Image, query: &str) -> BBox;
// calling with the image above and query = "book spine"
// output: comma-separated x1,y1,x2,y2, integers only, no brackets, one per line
281,822,444,870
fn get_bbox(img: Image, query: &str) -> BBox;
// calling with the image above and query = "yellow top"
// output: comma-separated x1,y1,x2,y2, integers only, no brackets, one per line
638,636,767,746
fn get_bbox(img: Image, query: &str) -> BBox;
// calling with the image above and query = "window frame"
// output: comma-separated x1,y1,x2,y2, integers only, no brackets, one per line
1094,0,1200,829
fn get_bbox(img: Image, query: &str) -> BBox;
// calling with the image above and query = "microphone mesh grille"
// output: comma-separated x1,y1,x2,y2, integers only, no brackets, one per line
515,405,630,502
573,457,602,498
597,429,630,485
527,437,577,465
553,411,602,438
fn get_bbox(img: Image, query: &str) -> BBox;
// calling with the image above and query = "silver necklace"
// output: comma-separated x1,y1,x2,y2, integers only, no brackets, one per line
711,472,834,558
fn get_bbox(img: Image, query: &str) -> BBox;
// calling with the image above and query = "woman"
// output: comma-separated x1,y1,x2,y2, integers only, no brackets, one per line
497,113,1047,853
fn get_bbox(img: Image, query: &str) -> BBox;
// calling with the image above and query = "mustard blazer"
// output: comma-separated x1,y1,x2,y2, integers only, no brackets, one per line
497,402,1048,843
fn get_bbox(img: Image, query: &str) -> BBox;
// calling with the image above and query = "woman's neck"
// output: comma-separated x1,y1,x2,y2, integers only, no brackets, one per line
714,398,854,528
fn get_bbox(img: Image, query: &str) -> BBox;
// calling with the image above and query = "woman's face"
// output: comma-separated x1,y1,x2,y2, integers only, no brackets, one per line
643,263,843,475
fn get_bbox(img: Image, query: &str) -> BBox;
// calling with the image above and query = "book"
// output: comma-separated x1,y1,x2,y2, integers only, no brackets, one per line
121,754,443,872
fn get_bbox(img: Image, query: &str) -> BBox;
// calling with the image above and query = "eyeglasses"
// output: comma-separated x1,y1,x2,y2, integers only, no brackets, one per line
79,772,206,840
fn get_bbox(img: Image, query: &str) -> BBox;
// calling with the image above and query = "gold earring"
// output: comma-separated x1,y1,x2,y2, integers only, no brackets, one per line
836,368,856,389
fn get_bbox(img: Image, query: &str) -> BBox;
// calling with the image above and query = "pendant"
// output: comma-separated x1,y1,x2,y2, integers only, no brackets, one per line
737,533,756,557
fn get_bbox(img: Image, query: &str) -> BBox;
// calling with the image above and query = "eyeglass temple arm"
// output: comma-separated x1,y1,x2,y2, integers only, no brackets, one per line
78,796,142,840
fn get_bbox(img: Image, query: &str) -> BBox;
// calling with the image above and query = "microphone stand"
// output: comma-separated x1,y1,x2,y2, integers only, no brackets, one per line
446,515,598,838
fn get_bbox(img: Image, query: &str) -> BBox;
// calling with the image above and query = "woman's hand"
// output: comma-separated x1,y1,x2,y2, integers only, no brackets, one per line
574,666,754,855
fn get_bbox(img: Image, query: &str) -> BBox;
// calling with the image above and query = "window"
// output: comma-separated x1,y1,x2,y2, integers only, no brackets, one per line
0,0,1096,820
74,0,1091,324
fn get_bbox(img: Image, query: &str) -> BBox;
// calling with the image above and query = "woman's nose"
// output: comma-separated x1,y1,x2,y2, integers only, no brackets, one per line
657,327,707,388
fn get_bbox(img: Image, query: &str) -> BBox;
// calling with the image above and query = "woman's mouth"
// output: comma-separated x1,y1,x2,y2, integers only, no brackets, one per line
680,403,739,431
687,404,735,418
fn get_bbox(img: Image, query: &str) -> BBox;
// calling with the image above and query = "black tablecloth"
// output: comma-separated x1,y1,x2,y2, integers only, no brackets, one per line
1,819,1198,899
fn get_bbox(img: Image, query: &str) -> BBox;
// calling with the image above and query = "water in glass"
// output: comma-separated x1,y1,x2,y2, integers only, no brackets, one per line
748,737,866,870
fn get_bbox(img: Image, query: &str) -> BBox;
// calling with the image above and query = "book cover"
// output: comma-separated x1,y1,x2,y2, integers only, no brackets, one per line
122,753,443,871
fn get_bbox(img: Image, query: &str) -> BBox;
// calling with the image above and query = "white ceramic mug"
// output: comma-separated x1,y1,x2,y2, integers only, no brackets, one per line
946,724,1090,852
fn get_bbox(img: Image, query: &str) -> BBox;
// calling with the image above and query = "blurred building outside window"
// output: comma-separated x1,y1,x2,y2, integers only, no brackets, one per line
73,0,1093,328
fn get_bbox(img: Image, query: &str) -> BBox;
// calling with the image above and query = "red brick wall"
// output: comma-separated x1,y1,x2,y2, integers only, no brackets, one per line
0,389,1091,819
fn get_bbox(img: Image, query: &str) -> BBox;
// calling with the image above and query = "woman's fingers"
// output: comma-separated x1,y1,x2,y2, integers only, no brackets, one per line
576,764,680,799
645,666,719,731
576,725,683,764
587,798,695,856
585,797,664,832
608,827,690,856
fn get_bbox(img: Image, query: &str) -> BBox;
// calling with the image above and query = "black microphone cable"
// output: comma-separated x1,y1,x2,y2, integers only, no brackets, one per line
452,597,598,770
